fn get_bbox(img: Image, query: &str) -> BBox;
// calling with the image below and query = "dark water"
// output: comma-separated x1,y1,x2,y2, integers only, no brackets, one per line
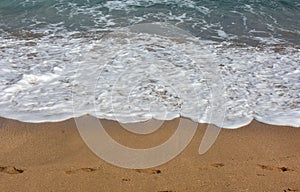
1,0,300,45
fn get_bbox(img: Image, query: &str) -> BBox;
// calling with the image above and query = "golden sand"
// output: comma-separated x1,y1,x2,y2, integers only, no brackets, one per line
0,117,299,192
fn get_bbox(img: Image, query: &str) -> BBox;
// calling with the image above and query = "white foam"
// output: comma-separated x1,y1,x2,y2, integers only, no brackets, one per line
217,30,229,38
0,24,299,128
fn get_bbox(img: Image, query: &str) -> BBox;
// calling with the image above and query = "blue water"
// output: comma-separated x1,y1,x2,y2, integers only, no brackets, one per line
1,0,300,45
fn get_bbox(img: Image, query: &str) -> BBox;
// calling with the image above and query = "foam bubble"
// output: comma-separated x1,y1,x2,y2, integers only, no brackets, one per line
0,24,299,128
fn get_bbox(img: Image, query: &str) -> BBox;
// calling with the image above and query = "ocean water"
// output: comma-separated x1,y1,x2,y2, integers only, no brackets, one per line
0,0,299,128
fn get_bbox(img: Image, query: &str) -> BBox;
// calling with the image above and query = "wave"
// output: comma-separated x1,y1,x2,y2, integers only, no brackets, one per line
0,23,299,128
0,0,299,45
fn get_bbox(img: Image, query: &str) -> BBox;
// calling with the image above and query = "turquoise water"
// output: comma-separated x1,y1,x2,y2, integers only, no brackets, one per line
1,0,300,45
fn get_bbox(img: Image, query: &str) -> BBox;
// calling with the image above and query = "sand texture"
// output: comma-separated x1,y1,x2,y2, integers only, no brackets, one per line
0,117,299,192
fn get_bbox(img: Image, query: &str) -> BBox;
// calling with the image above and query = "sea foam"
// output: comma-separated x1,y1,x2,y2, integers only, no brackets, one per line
0,23,299,128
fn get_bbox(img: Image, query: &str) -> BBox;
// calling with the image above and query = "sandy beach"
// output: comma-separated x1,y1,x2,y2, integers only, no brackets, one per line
1,0,300,192
0,117,299,192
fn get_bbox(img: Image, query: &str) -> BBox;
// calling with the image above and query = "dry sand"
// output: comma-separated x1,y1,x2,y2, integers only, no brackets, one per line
0,117,299,192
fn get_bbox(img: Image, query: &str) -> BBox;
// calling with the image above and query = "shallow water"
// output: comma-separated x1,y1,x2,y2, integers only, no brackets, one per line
0,1,299,128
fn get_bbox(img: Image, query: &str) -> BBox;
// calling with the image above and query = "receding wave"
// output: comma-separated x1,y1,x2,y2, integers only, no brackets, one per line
0,22,299,128
0,1,300,128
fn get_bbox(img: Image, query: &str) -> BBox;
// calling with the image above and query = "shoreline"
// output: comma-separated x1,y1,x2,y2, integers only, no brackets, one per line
0,117,299,191
1,114,299,129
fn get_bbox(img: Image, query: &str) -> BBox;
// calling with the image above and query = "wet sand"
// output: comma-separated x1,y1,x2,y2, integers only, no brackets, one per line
0,117,299,192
